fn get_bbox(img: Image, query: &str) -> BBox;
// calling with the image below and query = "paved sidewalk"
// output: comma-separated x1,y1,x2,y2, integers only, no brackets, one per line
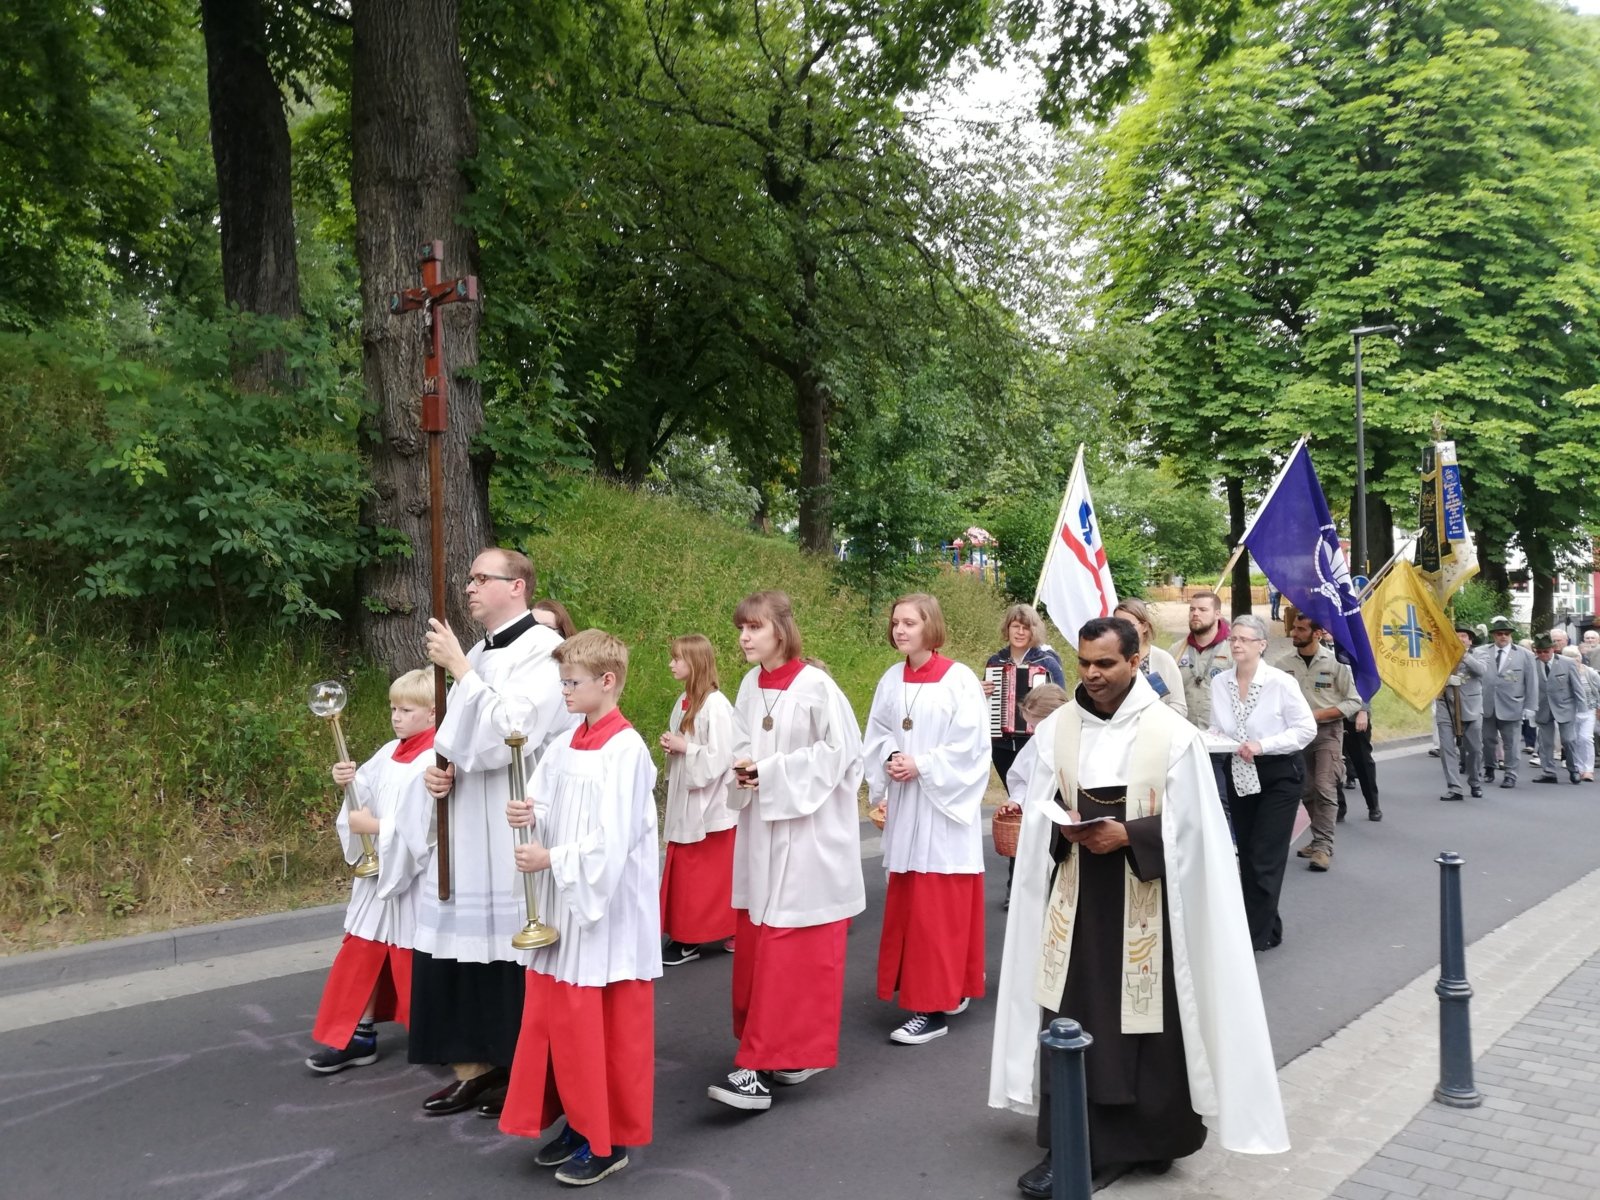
1110,864,1600,1198
1331,954,1600,1200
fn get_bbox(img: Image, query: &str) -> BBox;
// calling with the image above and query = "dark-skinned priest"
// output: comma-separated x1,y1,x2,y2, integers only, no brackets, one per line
989,616,1287,1196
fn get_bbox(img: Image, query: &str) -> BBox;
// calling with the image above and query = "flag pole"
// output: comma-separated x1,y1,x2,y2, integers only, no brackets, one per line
1033,444,1085,608
1213,434,1310,594
1355,535,1418,605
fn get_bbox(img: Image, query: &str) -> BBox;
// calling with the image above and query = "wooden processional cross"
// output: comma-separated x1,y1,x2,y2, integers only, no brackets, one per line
389,241,478,901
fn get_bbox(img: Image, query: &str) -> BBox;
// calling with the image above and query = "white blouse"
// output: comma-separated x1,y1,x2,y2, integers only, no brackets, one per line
1208,661,1317,756
525,723,663,986
730,662,866,928
863,657,990,874
663,690,738,844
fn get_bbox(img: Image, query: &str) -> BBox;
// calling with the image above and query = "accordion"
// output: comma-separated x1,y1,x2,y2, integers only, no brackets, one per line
986,663,1050,737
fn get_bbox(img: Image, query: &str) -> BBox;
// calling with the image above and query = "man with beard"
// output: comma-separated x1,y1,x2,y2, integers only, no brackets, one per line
991,617,1287,1195
1277,616,1362,870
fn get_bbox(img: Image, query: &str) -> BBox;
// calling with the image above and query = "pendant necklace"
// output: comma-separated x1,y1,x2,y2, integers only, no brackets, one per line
902,683,923,731
759,688,779,732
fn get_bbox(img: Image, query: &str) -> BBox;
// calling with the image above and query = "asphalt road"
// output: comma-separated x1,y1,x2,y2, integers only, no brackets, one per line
4,746,1598,1200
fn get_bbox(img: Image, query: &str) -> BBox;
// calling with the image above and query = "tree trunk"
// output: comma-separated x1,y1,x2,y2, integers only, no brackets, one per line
198,0,301,384
794,362,831,552
1525,527,1554,634
351,0,491,674
1225,475,1250,618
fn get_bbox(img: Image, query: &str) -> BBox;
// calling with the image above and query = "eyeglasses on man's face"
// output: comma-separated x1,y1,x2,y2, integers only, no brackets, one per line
464,572,516,588
559,677,601,691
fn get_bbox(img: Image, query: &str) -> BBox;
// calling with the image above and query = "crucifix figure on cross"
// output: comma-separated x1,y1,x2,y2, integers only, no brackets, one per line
389,240,478,902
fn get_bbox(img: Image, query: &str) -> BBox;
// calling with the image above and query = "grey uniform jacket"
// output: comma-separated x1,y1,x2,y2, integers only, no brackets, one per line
1479,643,1540,721
1535,656,1582,724
1434,651,1485,724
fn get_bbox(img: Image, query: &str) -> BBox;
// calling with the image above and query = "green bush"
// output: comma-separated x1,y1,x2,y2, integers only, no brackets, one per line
1449,578,1512,633
0,312,369,623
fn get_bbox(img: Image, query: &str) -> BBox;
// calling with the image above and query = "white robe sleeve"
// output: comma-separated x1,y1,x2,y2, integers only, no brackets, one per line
862,671,898,807
753,675,865,821
436,643,564,773
335,752,386,866
546,737,658,928
907,665,990,825
1005,738,1039,805
681,694,734,791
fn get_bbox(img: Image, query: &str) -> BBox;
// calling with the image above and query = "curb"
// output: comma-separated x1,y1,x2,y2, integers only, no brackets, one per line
0,818,891,997
0,904,345,998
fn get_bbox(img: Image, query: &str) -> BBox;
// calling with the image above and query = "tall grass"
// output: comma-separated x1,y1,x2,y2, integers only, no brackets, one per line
0,591,393,946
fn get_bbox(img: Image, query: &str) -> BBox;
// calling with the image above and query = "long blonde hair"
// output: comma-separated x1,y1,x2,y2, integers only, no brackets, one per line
670,634,720,734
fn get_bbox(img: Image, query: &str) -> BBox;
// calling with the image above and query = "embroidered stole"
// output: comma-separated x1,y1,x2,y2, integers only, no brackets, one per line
1033,703,1173,1034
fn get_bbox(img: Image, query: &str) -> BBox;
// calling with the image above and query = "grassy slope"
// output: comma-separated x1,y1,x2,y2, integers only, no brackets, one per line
0,479,1010,950
523,480,1010,737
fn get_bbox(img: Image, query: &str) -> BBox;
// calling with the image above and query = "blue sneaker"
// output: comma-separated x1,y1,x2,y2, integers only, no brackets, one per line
535,1124,586,1168
554,1143,629,1186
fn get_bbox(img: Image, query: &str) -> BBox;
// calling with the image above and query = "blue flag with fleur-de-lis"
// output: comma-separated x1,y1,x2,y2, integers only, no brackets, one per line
1243,443,1381,701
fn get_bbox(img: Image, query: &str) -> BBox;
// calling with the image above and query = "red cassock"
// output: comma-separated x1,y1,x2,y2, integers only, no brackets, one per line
499,975,654,1156
659,827,737,943
311,934,411,1048
876,871,986,1012
731,911,849,1070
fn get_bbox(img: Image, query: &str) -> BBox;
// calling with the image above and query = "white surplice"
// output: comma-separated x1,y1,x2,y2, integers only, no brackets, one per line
988,674,1290,1156
415,618,575,964
863,657,991,875
663,690,738,845
335,738,433,947
730,663,866,927
524,722,664,987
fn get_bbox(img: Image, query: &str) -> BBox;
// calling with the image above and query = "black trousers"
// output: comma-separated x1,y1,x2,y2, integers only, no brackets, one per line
1227,754,1303,950
1340,717,1379,811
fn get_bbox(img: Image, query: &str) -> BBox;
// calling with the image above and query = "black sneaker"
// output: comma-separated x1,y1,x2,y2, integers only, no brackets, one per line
535,1125,586,1168
707,1068,772,1110
890,1011,948,1045
554,1144,629,1186
305,1035,378,1074
661,940,701,967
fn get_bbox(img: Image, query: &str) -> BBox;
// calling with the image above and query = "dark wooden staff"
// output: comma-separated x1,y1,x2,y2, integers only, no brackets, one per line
389,240,478,901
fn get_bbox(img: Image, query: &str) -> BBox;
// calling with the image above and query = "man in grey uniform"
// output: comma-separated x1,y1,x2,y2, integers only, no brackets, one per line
1480,615,1539,790
1533,634,1582,785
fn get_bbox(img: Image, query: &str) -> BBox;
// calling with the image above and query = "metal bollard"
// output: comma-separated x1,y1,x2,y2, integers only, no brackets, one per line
1434,851,1482,1108
1041,1017,1094,1200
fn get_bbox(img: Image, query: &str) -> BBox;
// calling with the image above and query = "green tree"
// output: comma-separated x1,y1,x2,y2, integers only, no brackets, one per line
1079,0,1600,628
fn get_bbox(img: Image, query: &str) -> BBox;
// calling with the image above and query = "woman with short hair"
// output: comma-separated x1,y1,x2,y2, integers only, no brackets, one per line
1207,613,1316,952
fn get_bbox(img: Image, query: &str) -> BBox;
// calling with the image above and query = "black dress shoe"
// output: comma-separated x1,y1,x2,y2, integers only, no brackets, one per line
1470,786,1483,797
423,1067,510,1115
1017,1153,1052,1199
1500,777,1516,789
1440,793,1464,802
1368,807,1382,820
1535,774,1560,784
475,1085,508,1118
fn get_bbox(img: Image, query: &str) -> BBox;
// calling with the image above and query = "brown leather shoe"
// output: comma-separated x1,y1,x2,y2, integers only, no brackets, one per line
1307,849,1331,872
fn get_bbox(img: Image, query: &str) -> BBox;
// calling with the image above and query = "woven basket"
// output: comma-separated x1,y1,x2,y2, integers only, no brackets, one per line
868,804,887,831
992,809,1022,857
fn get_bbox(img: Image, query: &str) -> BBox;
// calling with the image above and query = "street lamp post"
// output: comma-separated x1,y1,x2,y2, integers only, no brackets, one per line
1350,323,1399,579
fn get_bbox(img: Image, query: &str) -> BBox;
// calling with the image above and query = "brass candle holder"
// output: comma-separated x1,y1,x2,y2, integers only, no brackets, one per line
506,731,558,950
